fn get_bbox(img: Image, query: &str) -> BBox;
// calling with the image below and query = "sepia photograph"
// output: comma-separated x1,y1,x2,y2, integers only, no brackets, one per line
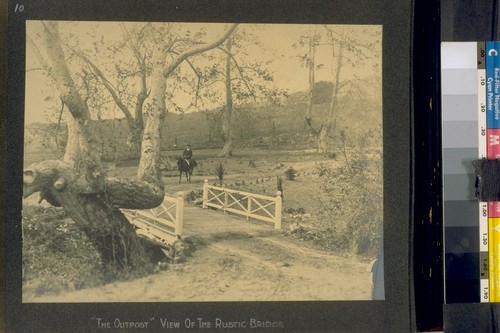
21,21,383,303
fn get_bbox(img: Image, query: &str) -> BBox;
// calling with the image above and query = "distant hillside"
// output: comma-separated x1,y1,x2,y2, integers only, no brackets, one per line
162,89,382,151
24,91,381,164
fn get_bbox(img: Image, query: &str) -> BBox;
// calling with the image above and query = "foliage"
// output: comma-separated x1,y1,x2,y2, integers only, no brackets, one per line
184,189,204,204
215,162,226,186
315,128,383,255
285,167,297,181
22,205,163,297
233,106,258,139
22,205,104,295
312,81,334,104
286,222,351,253
203,109,223,142
291,24,382,153
284,207,306,215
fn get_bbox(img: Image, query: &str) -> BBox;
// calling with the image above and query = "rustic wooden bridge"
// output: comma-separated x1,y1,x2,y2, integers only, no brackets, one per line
122,180,283,247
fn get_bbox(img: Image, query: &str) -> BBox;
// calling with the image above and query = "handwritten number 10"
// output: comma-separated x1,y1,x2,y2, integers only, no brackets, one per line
14,3,24,12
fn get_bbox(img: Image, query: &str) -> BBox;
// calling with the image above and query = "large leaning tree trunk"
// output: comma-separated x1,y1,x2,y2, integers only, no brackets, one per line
219,37,234,157
23,22,164,273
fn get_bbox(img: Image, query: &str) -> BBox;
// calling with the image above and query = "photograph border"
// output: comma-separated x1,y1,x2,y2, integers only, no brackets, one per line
6,0,413,331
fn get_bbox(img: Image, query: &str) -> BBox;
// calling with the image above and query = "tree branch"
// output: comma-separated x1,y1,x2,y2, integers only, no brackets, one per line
184,58,201,107
119,24,149,133
163,24,238,78
42,22,91,120
217,46,257,100
26,34,53,78
54,98,65,153
74,49,135,128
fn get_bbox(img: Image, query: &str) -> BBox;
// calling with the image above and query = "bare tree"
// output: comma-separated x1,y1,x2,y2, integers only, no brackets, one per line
23,21,237,273
73,25,150,155
219,35,235,156
294,26,322,132
295,25,380,154
196,27,287,157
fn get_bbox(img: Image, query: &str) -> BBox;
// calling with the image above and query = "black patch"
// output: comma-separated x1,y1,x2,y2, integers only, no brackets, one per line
473,159,500,201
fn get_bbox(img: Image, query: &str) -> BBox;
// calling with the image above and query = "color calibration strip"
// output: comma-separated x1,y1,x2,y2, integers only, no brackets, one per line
486,41,500,303
478,42,488,303
442,42,500,303
442,42,481,303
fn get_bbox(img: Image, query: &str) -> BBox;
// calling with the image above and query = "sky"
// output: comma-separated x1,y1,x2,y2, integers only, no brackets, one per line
24,21,381,124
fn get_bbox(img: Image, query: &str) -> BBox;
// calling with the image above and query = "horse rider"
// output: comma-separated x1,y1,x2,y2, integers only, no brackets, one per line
183,144,193,166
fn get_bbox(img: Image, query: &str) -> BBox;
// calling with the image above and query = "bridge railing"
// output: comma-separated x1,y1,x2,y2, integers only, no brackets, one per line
122,192,184,246
202,179,282,230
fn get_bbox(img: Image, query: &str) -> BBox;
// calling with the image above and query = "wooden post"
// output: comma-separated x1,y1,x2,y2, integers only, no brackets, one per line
247,196,251,221
275,191,282,230
224,190,228,213
203,179,208,209
175,191,184,236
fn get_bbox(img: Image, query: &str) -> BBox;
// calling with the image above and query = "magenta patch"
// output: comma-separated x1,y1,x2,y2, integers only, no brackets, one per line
487,129,500,158
489,202,500,218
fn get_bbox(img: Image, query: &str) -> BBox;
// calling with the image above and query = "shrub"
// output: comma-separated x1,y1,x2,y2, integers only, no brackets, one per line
285,167,296,180
184,190,203,203
215,162,225,186
22,204,159,297
314,129,383,256
22,206,104,296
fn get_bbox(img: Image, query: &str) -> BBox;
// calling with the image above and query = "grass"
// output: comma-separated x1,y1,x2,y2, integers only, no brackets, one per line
22,206,104,297
22,204,167,299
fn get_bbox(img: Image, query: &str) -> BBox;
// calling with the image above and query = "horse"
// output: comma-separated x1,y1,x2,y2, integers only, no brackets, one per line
177,157,197,183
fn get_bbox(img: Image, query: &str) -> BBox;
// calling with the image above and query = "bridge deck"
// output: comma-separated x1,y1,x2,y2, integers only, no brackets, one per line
181,205,275,240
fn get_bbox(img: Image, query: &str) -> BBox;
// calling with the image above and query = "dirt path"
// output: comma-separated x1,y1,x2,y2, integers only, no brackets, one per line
26,231,373,303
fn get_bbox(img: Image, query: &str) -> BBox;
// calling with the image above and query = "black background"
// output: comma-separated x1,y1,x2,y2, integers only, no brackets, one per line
5,0,413,332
